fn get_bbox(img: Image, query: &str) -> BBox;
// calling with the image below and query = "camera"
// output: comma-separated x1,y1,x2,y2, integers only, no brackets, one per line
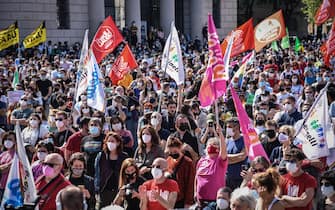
125,184,133,198
208,122,213,127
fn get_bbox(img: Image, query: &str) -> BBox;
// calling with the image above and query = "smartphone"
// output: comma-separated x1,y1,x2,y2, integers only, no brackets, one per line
241,164,249,171
208,122,213,127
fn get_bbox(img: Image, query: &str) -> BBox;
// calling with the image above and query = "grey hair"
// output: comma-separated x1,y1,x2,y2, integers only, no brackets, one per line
151,111,162,122
230,187,256,209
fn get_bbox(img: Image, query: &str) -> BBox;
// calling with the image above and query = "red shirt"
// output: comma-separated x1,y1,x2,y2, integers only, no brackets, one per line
143,178,179,210
280,172,317,210
36,174,72,210
65,131,85,153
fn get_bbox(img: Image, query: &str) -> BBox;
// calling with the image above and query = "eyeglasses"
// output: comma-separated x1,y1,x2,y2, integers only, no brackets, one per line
55,118,63,121
151,116,157,119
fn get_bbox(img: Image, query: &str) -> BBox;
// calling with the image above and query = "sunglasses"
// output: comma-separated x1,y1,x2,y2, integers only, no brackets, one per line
42,162,58,167
151,165,161,169
55,118,63,121
251,168,265,173
321,182,332,187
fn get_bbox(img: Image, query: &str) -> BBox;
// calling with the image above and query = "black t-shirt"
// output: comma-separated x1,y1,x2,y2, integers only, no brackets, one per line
123,177,145,210
262,138,281,157
36,79,52,97
53,129,73,147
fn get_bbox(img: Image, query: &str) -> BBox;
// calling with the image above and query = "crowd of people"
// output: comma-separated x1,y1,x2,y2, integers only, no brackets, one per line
0,29,334,210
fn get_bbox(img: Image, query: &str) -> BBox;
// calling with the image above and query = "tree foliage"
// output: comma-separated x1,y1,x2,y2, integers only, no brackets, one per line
301,0,323,23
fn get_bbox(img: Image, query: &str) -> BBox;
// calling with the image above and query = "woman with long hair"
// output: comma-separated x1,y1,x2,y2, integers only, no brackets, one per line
134,125,164,179
113,158,145,210
94,132,128,208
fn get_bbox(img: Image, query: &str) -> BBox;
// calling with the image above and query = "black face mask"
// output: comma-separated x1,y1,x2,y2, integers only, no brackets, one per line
179,123,189,131
169,153,180,159
266,129,276,139
255,119,265,126
125,172,137,182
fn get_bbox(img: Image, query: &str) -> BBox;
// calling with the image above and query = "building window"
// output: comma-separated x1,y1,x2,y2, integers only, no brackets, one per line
105,0,125,27
57,0,70,29
213,0,221,28
105,0,115,19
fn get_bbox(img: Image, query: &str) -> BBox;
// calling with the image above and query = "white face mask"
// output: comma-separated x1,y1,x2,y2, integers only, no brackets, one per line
259,109,268,115
216,198,229,209
82,108,90,114
112,123,122,131
150,118,159,126
4,140,14,149
20,100,27,107
107,142,117,151
284,104,293,112
278,133,289,142
142,134,152,143
55,120,64,129
286,162,298,174
151,167,163,179
29,119,39,128
321,185,335,198
226,128,234,137
37,152,48,161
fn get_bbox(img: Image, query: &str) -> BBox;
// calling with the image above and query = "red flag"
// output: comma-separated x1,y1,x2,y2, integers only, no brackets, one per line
221,18,254,58
321,19,335,66
254,10,286,52
315,0,335,26
91,16,124,63
109,44,138,85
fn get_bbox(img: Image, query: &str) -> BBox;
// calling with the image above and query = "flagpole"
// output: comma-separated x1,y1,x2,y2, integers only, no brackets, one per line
157,22,174,112
294,82,330,137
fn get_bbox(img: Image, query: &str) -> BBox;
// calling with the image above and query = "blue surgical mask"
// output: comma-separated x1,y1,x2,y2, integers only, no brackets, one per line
89,126,100,136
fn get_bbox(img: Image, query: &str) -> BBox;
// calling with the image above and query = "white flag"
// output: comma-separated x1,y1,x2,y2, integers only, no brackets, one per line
87,49,106,112
1,153,23,208
161,22,184,85
76,29,89,101
223,35,234,80
15,124,38,204
296,87,333,159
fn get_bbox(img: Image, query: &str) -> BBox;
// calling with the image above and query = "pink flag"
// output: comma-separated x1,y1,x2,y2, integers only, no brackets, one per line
230,87,269,161
199,14,227,107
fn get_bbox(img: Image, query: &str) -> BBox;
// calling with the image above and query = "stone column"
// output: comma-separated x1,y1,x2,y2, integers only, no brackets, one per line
126,0,141,42
191,0,207,40
88,0,105,39
160,0,175,38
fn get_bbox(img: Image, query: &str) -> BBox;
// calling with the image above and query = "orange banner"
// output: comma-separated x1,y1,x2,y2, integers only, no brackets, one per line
254,10,286,52
221,18,254,58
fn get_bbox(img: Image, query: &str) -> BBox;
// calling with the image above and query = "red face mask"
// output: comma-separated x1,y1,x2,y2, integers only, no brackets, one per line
207,145,219,154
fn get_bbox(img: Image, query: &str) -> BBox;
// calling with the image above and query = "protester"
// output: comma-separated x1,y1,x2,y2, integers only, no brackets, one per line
195,124,227,208
36,153,71,210
56,186,87,210
67,152,95,210
240,156,270,188
139,158,179,210
165,136,195,208
113,158,145,210
253,168,284,210
318,170,335,210
32,141,55,181
134,125,165,179
94,132,128,208
230,187,256,210
0,131,16,200
279,148,317,210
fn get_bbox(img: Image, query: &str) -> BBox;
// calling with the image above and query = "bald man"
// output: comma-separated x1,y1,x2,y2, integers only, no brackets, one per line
36,153,72,210
139,158,179,210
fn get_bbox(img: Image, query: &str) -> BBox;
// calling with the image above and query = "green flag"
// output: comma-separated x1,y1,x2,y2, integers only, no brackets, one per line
281,28,290,49
295,36,302,52
271,41,279,52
